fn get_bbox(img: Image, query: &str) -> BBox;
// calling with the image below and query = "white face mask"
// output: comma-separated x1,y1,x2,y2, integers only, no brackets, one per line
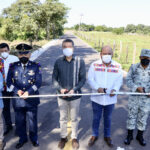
1,52,9,59
102,55,112,64
63,48,73,57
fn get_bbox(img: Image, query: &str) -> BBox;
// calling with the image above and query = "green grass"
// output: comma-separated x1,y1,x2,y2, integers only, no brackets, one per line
74,31,150,71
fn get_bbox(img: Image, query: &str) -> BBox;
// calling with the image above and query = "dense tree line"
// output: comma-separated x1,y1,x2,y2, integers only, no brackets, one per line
0,0,68,41
73,23,150,35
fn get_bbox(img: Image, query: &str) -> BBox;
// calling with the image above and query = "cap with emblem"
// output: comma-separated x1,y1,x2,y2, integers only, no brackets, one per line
140,49,150,57
16,43,32,54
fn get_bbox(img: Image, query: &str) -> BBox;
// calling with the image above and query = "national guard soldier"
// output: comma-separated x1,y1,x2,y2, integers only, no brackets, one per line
124,49,150,146
7,44,42,149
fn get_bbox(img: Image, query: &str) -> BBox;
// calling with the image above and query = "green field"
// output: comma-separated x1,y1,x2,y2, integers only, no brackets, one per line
75,31,150,71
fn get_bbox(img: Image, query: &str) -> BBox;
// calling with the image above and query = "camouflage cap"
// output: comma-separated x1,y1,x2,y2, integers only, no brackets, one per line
140,49,150,57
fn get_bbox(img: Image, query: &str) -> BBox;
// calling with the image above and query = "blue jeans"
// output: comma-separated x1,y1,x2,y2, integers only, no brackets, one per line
92,101,114,137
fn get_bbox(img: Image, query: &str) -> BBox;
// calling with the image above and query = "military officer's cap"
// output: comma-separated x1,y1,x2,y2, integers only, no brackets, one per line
16,43,32,54
140,49,150,57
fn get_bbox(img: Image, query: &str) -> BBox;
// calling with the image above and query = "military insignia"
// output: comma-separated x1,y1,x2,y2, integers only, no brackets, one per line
28,70,35,76
15,71,18,76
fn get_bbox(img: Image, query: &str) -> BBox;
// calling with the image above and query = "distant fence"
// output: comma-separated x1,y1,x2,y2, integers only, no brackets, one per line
75,31,138,68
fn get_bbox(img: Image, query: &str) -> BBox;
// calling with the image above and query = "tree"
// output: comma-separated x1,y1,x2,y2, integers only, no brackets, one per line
74,24,95,31
37,0,68,39
113,27,124,35
125,24,136,33
0,0,69,41
95,25,111,32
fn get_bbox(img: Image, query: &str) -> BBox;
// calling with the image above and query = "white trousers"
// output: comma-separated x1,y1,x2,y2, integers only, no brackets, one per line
57,98,81,139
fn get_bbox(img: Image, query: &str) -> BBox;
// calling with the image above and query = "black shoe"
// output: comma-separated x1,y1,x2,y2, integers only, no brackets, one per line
124,130,133,145
31,141,39,147
136,130,146,146
4,126,13,135
58,138,68,149
104,137,114,148
88,136,98,147
15,141,28,149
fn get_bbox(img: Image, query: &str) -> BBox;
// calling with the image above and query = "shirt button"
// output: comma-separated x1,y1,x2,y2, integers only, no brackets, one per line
23,81,25,84
23,88,26,90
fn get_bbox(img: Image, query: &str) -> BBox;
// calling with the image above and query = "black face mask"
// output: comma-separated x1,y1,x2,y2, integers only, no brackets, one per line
141,58,150,66
19,57,29,64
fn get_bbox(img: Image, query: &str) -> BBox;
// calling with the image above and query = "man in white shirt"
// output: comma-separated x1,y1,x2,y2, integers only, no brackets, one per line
0,43,19,135
88,45,123,148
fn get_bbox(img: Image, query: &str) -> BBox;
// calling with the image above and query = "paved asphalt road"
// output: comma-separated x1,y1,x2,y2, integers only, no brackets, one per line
4,32,150,150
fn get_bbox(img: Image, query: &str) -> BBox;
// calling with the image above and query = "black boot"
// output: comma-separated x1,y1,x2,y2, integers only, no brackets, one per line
124,130,133,145
136,130,146,146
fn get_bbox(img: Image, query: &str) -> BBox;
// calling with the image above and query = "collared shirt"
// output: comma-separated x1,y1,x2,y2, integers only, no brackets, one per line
0,55,19,92
88,59,123,106
21,63,28,69
52,55,86,101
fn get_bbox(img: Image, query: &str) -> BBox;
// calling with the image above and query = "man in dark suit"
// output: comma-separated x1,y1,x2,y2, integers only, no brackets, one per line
7,44,42,149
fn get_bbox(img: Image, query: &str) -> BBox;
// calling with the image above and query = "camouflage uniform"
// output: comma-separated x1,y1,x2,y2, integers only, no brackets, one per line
126,63,150,131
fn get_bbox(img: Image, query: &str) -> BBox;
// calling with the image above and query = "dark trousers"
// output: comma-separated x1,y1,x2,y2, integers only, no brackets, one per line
15,107,38,143
2,91,14,128
92,101,114,137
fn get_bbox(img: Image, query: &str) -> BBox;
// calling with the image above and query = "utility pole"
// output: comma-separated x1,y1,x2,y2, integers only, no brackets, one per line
79,14,83,31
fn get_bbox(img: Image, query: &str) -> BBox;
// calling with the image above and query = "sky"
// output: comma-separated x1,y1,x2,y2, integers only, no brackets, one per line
0,0,150,28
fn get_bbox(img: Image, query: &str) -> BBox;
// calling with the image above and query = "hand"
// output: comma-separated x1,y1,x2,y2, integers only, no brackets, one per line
137,87,144,93
110,89,116,97
17,90,24,97
21,91,29,99
60,89,68,98
68,89,74,94
68,89,74,97
60,89,68,94
97,88,105,93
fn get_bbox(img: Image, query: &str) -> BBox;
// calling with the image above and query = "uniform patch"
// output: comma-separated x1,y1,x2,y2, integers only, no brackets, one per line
28,70,35,76
15,71,18,76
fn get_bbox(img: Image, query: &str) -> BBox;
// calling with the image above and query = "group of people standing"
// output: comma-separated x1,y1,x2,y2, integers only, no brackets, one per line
52,39,150,149
0,38,150,150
